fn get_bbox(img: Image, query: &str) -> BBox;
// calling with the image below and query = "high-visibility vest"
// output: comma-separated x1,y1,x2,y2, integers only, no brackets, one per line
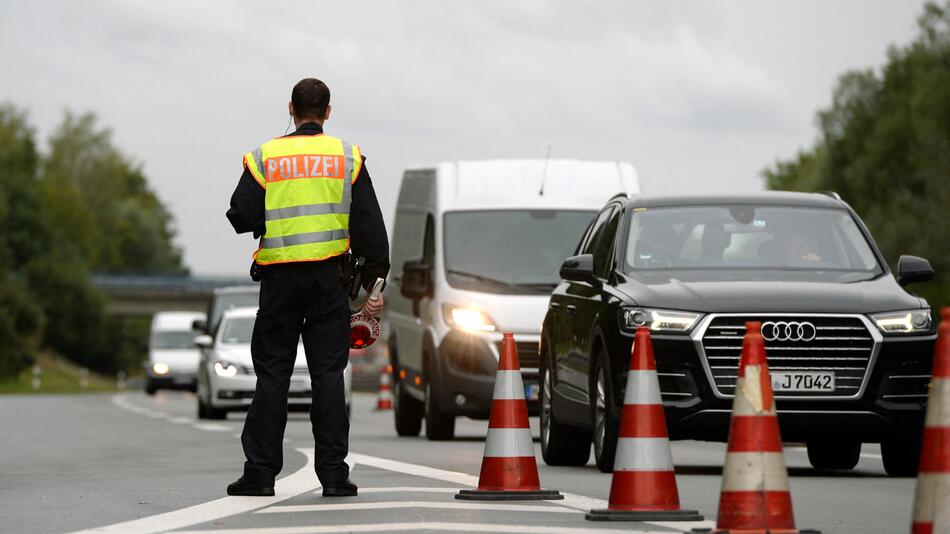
243,134,362,265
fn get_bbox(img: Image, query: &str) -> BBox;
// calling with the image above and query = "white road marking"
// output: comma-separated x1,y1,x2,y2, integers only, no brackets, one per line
357,487,460,494
193,423,232,432
861,453,883,459
258,501,577,514
348,452,715,532
168,417,193,424
174,522,676,534
70,448,319,534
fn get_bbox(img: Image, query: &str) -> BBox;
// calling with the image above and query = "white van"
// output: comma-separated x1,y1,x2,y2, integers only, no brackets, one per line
387,159,640,440
145,310,206,395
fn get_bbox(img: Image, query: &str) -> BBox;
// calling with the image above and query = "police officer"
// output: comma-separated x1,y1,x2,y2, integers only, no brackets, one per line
225,78,389,497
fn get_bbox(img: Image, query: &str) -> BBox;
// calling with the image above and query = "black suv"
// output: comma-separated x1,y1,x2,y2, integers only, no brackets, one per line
539,192,936,477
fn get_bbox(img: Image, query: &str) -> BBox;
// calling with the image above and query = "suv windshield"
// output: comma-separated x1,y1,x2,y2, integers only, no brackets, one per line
152,331,198,350
624,205,881,277
220,317,255,344
209,291,259,332
444,210,595,294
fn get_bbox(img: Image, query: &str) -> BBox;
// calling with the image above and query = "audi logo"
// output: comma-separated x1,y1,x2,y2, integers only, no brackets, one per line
761,321,817,342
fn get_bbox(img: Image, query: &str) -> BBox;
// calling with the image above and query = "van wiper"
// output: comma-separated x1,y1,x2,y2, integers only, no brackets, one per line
445,269,518,288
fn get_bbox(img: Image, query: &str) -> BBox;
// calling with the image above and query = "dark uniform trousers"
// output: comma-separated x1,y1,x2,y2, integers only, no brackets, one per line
241,260,350,487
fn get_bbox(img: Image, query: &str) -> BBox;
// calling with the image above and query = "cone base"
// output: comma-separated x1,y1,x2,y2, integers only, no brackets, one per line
586,508,703,522
455,489,563,501
690,528,821,533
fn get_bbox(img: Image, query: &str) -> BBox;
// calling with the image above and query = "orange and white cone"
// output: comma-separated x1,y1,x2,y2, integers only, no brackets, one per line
911,307,950,534
456,333,562,501
587,327,703,521
376,365,393,411
708,321,818,534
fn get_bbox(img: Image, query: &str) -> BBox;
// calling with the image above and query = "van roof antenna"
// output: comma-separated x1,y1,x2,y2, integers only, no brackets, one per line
538,144,552,197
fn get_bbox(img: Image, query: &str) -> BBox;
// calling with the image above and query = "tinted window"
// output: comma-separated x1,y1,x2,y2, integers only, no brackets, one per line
591,206,622,276
443,210,595,293
624,205,882,276
580,208,613,255
391,210,427,279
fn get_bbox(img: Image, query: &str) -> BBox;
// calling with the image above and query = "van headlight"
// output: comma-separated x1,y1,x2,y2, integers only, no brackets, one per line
871,309,933,335
621,308,701,333
442,304,497,332
213,361,241,377
152,362,170,375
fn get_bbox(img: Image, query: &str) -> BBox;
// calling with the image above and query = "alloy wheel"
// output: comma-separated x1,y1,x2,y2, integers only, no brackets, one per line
541,366,552,448
594,365,607,458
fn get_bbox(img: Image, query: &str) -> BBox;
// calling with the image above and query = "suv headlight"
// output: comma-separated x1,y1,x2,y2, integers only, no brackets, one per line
621,308,702,333
870,309,933,335
443,304,497,332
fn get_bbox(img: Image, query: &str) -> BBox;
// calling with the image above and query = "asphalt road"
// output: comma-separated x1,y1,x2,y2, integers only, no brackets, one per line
0,391,918,533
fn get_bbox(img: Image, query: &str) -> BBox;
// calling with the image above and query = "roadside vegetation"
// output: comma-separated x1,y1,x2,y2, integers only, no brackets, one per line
0,106,185,385
765,1,950,311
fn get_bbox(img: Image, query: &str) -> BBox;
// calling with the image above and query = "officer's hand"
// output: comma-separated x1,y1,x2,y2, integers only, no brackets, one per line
362,294,385,316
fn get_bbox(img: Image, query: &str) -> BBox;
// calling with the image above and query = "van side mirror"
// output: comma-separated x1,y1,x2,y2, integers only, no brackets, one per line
192,319,208,332
560,254,595,283
194,335,214,349
400,258,432,301
897,255,934,286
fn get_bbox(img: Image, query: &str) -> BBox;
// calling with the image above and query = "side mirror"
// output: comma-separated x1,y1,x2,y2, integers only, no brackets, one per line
400,258,432,301
560,254,595,283
897,255,935,287
194,335,214,349
192,319,208,332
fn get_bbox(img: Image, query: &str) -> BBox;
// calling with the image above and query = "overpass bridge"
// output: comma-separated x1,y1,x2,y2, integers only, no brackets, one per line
90,274,252,317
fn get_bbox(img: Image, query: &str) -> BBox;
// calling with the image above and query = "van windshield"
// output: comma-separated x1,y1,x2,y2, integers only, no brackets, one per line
624,205,882,279
443,210,595,294
152,331,199,350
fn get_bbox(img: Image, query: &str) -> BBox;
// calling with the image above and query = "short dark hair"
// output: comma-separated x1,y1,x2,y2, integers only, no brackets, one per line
291,78,330,120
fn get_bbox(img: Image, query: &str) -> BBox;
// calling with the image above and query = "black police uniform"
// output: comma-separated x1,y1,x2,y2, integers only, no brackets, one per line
226,122,389,488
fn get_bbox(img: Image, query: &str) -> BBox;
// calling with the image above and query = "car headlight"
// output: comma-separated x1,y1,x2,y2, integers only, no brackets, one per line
442,304,497,332
621,308,702,333
213,361,240,377
871,309,933,335
152,362,170,375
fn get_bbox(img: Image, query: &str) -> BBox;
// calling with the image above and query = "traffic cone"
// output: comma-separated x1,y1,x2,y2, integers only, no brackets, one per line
911,307,950,534
375,365,393,411
456,333,562,501
704,321,819,534
587,327,703,521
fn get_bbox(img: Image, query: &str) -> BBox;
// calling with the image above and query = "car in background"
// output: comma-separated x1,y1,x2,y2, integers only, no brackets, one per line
194,307,352,419
145,311,207,395
539,192,936,476
193,285,261,335
388,159,640,440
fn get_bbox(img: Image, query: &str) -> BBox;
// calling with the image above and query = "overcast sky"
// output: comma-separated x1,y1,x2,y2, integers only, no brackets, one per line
0,0,929,275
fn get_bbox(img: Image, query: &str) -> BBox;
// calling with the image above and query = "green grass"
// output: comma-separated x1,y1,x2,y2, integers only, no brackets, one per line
0,352,122,394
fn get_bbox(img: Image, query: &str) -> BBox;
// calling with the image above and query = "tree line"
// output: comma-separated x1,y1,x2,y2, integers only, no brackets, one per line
0,106,185,380
764,1,949,311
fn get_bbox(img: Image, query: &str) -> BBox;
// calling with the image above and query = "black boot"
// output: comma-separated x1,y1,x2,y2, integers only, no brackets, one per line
322,478,358,497
227,476,275,497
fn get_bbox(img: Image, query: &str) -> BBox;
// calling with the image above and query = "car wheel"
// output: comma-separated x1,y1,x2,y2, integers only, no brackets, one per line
424,381,456,441
591,349,619,473
806,440,861,470
206,404,228,420
145,379,157,396
881,437,921,477
197,396,210,419
394,372,423,437
540,353,591,466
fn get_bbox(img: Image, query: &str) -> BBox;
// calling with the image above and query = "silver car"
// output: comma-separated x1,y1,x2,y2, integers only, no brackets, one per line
195,307,352,419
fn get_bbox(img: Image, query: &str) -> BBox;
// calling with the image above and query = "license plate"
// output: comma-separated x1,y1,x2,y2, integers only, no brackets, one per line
525,384,539,401
771,372,835,392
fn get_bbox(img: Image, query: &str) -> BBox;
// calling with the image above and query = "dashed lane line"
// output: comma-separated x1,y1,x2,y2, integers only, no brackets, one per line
70,448,319,534
192,423,233,432
257,501,578,514
174,522,678,534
